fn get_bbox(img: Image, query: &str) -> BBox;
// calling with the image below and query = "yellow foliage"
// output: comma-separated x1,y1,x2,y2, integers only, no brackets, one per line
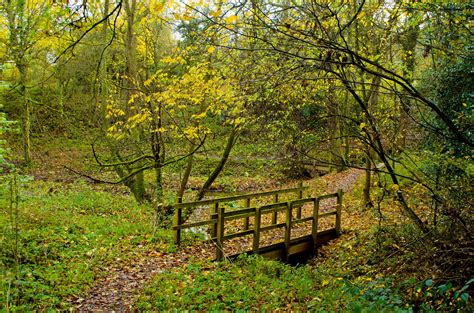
150,0,165,12
211,10,221,19
192,112,207,120
224,15,238,24
183,126,200,140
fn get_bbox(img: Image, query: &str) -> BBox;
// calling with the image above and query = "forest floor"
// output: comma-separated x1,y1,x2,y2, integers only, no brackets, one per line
72,168,364,311
4,136,471,311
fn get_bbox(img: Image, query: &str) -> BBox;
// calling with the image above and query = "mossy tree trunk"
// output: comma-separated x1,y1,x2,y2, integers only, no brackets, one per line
18,63,31,164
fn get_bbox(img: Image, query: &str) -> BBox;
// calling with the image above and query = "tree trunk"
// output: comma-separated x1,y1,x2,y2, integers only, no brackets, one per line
155,166,163,205
178,143,195,202
398,11,420,150
364,74,381,208
339,90,350,169
363,149,373,208
327,86,339,171
113,150,146,202
196,128,238,200
18,64,31,164
118,0,146,202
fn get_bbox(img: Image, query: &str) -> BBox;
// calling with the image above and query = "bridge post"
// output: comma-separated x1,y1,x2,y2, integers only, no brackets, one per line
311,198,320,251
211,203,219,239
173,206,182,246
296,182,303,219
272,193,279,224
253,207,261,254
336,189,343,236
284,202,292,262
243,198,250,230
216,206,225,261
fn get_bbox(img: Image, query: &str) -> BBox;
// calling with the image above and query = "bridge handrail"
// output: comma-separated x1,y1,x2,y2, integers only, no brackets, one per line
170,183,307,209
172,185,344,262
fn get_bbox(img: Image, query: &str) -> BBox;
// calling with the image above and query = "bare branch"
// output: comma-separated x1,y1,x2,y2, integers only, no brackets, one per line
54,1,123,63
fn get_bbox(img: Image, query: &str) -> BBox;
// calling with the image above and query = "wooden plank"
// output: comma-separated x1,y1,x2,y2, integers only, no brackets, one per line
301,162,331,172
259,249,284,260
291,216,313,226
176,199,325,231
226,229,339,261
284,202,292,262
318,211,337,218
223,229,254,240
225,212,255,222
300,161,330,168
297,182,303,219
253,207,261,254
210,203,218,239
173,207,182,245
260,202,289,214
288,239,313,255
208,228,336,248
223,207,255,218
336,189,343,236
172,185,308,209
312,198,319,251
216,206,225,261
272,193,278,225
318,193,338,200
243,197,250,230
296,207,302,219
260,222,286,232
290,197,315,207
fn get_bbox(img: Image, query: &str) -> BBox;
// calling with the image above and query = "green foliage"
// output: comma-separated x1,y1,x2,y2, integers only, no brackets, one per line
422,58,473,155
0,179,172,311
136,255,409,311
405,278,472,311
0,109,16,171
0,0,472,311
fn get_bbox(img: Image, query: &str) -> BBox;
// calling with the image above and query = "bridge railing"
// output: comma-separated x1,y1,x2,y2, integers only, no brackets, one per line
171,184,343,261
171,182,307,245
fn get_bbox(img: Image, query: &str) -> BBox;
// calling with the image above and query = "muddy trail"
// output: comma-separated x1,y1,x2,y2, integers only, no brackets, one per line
72,168,363,312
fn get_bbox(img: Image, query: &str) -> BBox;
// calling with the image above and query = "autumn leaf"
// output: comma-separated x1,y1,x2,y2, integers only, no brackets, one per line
225,15,238,24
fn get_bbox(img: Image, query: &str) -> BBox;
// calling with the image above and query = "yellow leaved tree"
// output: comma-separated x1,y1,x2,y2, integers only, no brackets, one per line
101,48,243,219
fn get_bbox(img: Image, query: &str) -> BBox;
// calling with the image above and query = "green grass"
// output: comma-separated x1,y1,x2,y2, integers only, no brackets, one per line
135,254,408,311
0,177,173,311
135,235,471,312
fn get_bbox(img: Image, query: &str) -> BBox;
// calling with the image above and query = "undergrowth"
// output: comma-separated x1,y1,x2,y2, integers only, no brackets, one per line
135,169,472,311
135,254,407,311
0,177,174,311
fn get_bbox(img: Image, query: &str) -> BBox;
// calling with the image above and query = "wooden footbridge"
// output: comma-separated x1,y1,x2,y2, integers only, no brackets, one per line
172,183,343,262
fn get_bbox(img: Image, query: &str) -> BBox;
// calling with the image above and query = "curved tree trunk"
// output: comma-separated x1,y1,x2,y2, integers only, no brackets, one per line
178,143,195,202
196,128,238,200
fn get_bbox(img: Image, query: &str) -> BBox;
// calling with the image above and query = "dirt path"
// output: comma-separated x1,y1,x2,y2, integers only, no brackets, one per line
72,244,216,312
72,168,363,312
